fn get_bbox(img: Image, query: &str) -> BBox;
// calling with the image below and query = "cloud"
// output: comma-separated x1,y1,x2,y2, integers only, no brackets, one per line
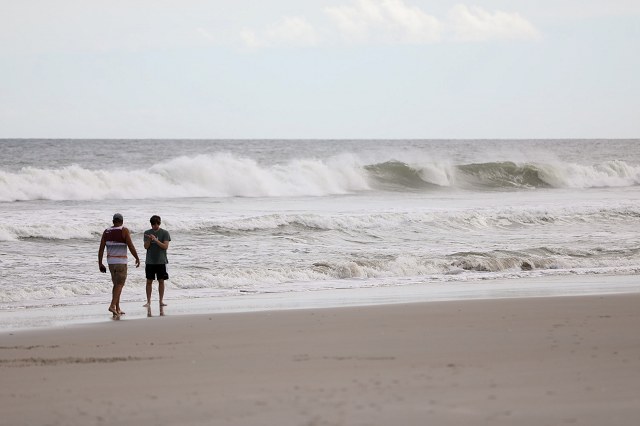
241,16,319,48
325,0,441,44
241,1,541,48
448,4,542,42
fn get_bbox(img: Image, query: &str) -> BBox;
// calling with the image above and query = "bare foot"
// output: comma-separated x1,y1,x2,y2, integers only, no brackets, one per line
108,307,118,316
160,302,168,306
117,310,125,315
143,302,150,307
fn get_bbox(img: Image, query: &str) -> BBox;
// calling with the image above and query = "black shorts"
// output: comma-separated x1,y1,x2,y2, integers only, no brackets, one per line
145,264,169,281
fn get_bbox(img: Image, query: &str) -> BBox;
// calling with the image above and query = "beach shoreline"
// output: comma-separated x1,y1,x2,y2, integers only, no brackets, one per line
2,273,639,331
2,288,640,425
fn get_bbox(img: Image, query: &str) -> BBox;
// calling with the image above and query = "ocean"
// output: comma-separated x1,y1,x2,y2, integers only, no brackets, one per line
1,139,639,312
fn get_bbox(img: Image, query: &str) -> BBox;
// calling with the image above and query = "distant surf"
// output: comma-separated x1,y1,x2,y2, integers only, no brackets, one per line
1,154,638,202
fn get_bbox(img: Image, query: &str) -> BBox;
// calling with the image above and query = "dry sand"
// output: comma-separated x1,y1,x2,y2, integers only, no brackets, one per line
2,293,640,425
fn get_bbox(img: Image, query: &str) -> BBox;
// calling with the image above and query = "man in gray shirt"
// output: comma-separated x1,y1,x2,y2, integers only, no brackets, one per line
143,215,171,307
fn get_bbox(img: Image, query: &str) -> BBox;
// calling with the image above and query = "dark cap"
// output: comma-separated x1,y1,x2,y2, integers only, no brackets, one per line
113,213,124,222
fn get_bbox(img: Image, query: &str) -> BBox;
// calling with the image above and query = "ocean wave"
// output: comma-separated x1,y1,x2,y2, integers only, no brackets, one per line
365,161,455,189
1,154,638,203
3,204,640,241
0,153,370,202
3,251,640,305
456,162,550,188
210,204,640,233
369,160,640,189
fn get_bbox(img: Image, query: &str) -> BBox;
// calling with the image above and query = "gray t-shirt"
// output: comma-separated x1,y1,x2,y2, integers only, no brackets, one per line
144,228,171,265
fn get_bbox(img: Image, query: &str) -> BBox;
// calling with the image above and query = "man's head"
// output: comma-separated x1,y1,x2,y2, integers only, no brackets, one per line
113,213,124,225
150,215,161,231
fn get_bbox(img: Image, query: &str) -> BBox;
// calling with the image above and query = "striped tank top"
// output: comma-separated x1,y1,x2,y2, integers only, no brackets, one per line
105,226,128,264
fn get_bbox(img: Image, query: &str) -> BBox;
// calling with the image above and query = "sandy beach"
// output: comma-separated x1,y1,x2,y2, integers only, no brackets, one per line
2,292,639,426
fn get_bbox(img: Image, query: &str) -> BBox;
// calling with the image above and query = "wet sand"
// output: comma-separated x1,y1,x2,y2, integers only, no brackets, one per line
2,293,640,425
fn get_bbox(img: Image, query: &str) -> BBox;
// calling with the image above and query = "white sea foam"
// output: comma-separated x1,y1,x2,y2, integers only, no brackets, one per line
2,203,640,241
414,161,456,186
4,261,640,307
0,153,371,202
537,160,640,188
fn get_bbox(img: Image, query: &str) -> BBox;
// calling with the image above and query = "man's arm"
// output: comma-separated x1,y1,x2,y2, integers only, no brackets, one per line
144,234,151,250
123,228,141,268
156,239,169,251
146,234,169,251
98,231,106,271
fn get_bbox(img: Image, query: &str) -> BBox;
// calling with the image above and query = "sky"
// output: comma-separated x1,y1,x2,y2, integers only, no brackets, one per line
1,0,639,139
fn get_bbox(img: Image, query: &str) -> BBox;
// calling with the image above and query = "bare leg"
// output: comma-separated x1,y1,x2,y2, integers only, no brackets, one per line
115,283,125,315
116,297,125,315
115,279,126,315
158,279,167,306
143,279,153,307
109,284,124,315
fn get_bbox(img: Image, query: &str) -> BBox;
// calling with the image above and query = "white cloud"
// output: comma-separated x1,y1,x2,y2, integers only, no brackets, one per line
241,16,319,48
448,4,542,42
241,1,541,48
324,0,441,44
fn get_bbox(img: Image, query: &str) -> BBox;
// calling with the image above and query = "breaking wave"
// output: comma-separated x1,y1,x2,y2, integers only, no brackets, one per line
1,154,639,202
367,160,640,189
3,251,640,306
2,204,640,241
0,153,370,202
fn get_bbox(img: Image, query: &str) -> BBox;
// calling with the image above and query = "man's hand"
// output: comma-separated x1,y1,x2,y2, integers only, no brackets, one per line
99,263,107,273
135,258,141,268
148,234,158,242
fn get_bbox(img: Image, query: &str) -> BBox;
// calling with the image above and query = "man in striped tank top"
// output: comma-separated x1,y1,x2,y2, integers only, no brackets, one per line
98,213,140,316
